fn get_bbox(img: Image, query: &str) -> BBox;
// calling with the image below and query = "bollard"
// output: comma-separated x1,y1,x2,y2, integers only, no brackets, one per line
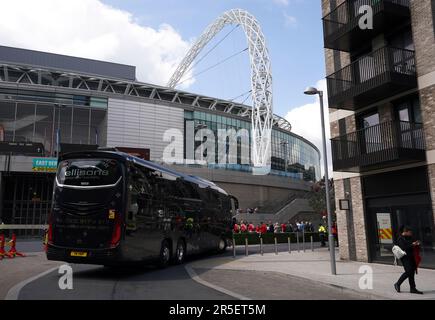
311,235,314,252
232,237,236,258
296,232,300,252
303,231,306,252
288,236,291,254
274,237,278,255
260,237,264,256
245,237,249,256
6,233,25,258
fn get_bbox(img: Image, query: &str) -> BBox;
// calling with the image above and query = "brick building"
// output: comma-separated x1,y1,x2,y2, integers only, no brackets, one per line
321,0,435,268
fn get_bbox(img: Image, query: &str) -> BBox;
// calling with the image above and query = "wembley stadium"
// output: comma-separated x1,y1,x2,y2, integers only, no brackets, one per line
0,44,320,231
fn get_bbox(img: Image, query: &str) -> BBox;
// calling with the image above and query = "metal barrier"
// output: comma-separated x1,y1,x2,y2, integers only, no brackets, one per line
0,224,48,230
231,232,320,258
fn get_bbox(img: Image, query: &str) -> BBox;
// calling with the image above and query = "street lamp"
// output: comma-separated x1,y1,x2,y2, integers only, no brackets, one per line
304,86,337,275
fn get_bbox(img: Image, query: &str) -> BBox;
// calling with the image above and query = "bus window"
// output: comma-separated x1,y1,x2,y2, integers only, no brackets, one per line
57,159,121,187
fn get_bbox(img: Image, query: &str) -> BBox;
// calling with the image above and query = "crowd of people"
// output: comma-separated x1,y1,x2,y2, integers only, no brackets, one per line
232,219,317,234
232,218,339,247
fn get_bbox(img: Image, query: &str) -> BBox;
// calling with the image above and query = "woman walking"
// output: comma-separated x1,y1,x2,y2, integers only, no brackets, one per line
394,226,423,294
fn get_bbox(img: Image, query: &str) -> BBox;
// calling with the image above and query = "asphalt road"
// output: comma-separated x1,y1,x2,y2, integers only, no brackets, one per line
15,243,363,300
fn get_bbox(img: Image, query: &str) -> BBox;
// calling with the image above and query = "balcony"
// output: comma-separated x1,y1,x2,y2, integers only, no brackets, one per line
327,46,417,110
323,0,411,52
331,121,426,172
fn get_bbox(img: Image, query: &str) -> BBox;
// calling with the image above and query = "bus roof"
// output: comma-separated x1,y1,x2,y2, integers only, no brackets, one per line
59,150,228,196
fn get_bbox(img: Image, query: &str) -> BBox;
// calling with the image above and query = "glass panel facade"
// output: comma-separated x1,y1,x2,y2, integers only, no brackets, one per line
186,111,320,181
0,92,107,156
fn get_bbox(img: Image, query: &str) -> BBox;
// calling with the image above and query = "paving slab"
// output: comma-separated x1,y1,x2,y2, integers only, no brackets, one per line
190,247,435,300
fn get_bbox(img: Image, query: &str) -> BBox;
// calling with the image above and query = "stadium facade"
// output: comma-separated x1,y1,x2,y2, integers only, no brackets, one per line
0,45,321,232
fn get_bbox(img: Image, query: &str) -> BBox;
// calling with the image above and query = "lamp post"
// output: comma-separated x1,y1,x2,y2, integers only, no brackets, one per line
304,86,336,275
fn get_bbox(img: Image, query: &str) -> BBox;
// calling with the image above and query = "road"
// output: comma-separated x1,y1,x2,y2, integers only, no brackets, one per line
13,243,364,300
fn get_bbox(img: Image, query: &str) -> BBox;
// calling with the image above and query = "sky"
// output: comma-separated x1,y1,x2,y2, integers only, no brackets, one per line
0,0,332,175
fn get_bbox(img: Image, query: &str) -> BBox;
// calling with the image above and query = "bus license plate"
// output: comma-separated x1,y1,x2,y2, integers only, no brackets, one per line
70,251,88,257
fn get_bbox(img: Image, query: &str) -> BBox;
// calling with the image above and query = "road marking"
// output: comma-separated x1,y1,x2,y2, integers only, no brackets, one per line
184,264,250,300
5,266,60,300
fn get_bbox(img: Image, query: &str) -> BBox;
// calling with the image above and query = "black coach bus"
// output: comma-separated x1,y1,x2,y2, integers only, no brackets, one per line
46,150,237,267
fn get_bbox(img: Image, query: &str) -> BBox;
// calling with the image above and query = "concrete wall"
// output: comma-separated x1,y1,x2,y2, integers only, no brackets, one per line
107,98,184,162
235,199,315,225
411,0,435,228
167,164,312,210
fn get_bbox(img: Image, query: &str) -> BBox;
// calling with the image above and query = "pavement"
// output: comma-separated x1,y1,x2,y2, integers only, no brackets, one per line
190,246,435,300
0,252,63,300
2,240,435,300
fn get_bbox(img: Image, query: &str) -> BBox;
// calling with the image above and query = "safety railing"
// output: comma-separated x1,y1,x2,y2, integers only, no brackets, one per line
327,46,416,109
331,120,426,171
231,232,329,257
323,0,410,39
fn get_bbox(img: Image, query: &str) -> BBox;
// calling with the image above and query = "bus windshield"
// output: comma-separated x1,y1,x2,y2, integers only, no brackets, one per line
57,158,121,187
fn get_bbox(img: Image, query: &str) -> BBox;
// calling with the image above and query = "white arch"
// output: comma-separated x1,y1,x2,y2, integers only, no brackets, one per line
167,9,273,171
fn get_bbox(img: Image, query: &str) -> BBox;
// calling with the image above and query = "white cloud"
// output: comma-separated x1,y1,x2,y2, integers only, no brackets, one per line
273,0,289,6
0,0,193,86
284,79,333,178
283,13,298,28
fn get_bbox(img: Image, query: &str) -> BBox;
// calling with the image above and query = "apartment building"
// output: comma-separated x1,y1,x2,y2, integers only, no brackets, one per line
321,0,435,268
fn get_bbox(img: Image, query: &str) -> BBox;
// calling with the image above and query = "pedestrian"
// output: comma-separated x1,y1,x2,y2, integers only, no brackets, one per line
268,221,274,233
286,221,293,233
274,222,280,233
394,226,423,294
331,222,339,247
281,222,286,233
260,222,268,234
240,220,247,233
318,223,326,247
233,222,240,234
300,221,305,232
255,224,261,234
248,222,255,233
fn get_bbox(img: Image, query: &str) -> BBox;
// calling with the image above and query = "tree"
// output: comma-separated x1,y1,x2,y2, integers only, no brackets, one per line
308,177,336,218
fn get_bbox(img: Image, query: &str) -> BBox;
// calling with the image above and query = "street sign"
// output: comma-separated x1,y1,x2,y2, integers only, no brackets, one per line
32,158,58,172
339,199,350,210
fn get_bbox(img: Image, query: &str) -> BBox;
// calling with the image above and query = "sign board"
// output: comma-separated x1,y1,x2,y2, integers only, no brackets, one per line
0,141,45,155
339,199,350,210
32,158,58,172
376,213,393,244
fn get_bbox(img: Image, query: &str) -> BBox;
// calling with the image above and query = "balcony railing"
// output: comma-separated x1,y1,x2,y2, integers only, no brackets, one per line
327,46,417,110
323,0,410,51
331,120,426,172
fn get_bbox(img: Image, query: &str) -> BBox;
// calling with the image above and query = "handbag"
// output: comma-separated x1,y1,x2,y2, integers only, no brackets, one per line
392,245,406,265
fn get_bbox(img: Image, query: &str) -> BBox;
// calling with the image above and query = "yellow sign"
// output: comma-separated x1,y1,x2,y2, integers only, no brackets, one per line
108,210,116,219
70,251,88,257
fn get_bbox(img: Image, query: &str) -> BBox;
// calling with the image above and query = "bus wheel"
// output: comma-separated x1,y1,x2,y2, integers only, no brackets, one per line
159,240,171,268
174,239,186,265
217,238,227,253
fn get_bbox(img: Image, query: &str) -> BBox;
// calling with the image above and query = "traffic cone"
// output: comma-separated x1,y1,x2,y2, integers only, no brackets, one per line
0,234,5,260
6,233,25,258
